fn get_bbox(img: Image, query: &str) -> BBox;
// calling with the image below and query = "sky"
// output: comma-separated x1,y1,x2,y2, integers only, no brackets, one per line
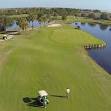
0,0,111,11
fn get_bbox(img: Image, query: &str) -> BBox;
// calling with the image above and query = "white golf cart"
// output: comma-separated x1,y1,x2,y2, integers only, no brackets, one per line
38,90,49,108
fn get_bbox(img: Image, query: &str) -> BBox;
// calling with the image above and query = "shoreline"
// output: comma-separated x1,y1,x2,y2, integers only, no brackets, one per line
66,17,111,26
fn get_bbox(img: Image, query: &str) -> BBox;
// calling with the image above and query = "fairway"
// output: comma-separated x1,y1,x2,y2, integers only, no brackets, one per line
0,25,111,111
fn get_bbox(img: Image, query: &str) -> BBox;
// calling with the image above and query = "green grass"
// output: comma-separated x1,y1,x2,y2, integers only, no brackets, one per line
0,25,111,111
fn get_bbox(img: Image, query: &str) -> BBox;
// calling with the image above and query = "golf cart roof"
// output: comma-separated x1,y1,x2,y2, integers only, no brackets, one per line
38,90,48,97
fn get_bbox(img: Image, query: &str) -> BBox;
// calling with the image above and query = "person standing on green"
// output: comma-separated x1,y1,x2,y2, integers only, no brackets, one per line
66,88,70,99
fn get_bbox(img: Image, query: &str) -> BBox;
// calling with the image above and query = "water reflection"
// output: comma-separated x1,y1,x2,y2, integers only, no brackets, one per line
88,23,96,27
99,24,108,31
109,27,111,31
5,20,44,31
28,20,40,28
81,22,86,26
72,22,111,74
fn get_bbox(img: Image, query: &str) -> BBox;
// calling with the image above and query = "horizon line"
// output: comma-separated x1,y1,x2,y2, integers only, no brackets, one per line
0,6,110,13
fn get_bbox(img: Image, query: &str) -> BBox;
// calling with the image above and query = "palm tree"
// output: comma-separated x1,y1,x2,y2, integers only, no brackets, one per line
18,18,28,31
27,14,36,29
1,16,8,32
0,16,13,32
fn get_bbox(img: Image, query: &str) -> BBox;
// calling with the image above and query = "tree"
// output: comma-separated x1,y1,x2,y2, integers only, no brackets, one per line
88,13,101,20
81,13,88,17
88,13,96,18
27,14,36,29
0,23,5,32
1,16,9,31
37,13,48,23
37,13,43,22
100,13,110,20
18,18,28,31
62,15,67,21
41,15,47,23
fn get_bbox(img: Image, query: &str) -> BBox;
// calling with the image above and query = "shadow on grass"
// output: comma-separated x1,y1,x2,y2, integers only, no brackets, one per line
23,97,43,107
50,95,67,98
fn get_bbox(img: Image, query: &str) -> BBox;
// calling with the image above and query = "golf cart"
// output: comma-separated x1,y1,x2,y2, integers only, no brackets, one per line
37,90,49,108
3,34,8,40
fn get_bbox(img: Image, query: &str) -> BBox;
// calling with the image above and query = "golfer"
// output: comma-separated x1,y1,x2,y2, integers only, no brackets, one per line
66,88,70,99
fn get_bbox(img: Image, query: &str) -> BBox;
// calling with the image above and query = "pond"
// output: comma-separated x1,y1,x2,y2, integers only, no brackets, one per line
5,20,48,31
72,22,111,74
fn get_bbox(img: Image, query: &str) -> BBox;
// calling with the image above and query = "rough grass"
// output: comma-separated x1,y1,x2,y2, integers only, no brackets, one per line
0,25,111,111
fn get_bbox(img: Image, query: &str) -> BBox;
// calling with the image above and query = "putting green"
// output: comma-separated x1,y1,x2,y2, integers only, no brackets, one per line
0,25,111,111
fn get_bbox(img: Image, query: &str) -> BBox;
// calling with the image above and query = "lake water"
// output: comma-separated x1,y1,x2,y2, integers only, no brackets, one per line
72,22,111,74
6,20,47,30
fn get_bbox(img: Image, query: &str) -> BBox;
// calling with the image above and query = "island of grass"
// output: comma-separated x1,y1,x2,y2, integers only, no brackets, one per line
0,25,111,111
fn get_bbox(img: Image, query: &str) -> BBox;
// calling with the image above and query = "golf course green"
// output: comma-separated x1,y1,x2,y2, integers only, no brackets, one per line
0,25,111,111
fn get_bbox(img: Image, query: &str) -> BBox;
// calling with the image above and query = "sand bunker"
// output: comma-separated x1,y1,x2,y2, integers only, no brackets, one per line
48,24,62,27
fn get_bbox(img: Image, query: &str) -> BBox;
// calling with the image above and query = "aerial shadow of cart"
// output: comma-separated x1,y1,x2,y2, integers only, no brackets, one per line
23,90,49,108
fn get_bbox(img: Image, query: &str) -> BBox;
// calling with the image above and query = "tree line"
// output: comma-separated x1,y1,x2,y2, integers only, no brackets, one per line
0,8,111,31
